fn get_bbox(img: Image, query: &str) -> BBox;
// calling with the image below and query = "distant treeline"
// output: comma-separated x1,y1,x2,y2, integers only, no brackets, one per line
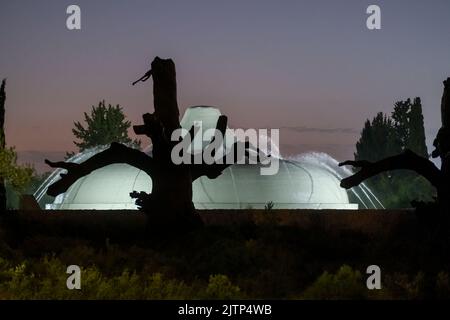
354,97,435,208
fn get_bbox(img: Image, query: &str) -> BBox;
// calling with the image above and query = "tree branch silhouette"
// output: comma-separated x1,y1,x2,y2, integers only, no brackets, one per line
45,142,154,197
340,77,450,214
339,149,442,189
44,57,259,230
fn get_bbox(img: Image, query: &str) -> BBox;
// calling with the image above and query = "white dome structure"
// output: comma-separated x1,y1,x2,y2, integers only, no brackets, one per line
34,106,378,210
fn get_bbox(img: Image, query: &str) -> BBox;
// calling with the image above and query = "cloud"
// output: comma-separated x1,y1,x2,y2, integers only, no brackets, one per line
280,126,359,134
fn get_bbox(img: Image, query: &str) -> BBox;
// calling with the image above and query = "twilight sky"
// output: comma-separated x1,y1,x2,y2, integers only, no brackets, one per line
1,0,450,170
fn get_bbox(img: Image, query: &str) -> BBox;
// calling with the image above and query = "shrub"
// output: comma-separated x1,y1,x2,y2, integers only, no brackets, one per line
0,256,242,299
436,272,450,299
383,272,426,299
301,265,366,300
204,274,242,299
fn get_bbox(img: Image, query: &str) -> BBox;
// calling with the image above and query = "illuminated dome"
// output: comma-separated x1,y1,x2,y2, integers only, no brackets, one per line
35,106,382,210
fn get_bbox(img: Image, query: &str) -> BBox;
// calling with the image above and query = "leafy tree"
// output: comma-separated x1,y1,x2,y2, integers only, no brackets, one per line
71,100,141,153
0,147,34,191
354,99,434,208
342,79,450,216
391,97,428,158
355,113,403,208
6,171,52,210
355,112,401,163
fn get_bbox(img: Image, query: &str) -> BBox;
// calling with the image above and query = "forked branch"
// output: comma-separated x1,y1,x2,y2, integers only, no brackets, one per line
339,149,443,189
45,142,154,196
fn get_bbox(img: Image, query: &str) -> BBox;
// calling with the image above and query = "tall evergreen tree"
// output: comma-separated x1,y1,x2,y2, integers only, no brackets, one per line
392,99,411,149
341,78,450,216
408,97,428,158
355,112,400,162
71,100,141,152
0,79,6,212
391,98,428,158
0,80,33,212
353,99,434,208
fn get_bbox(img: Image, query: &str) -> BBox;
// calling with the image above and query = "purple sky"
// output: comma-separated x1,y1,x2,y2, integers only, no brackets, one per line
1,0,450,171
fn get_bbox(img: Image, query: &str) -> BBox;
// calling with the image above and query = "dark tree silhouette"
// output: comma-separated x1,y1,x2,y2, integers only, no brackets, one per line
0,79,6,212
355,112,399,163
0,80,34,213
408,98,428,158
354,99,433,208
340,78,450,215
45,57,259,230
71,100,141,152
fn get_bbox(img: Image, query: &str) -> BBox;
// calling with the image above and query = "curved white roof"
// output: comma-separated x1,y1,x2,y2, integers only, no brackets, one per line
36,106,371,210
43,159,355,210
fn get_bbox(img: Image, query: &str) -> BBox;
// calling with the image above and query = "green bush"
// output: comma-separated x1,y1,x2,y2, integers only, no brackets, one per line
301,265,366,300
0,256,245,299
383,272,426,299
436,272,450,299
2,213,450,300
204,274,242,299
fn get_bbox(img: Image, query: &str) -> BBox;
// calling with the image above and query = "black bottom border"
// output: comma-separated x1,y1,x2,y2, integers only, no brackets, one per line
0,300,444,319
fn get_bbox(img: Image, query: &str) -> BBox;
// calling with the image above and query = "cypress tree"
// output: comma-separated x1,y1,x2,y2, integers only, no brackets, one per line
355,112,400,162
0,79,6,212
408,97,428,158
0,80,33,211
392,99,411,149
354,98,434,208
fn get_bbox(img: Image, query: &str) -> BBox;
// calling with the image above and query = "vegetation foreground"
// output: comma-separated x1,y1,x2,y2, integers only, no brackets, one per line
1,210,450,300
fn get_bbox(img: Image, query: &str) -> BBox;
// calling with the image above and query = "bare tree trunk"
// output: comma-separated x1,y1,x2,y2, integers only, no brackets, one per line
434,78,450,214
46,57,256,234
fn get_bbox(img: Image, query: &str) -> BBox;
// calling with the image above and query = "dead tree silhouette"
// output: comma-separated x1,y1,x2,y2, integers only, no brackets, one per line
45,57,260,232
340,78,450,216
